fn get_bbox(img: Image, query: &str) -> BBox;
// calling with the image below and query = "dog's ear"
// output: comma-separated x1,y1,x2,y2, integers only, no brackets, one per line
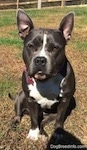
59,12,74,41
17,9,34,39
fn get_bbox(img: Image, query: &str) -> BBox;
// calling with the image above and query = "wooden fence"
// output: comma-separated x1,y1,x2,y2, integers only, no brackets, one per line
0,0,87,10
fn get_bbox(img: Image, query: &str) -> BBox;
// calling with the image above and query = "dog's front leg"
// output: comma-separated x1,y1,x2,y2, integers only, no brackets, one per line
27,99,43,140
55,97,71,129
55,61,75,128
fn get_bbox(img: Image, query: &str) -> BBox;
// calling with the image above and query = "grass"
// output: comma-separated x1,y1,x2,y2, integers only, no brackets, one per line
0,37,22,47
0,6,87,149
75,40,87,51
0,76,19,97
0,11,16,27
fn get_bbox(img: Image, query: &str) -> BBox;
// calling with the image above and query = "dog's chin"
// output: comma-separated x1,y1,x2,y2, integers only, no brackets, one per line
34,71,47,80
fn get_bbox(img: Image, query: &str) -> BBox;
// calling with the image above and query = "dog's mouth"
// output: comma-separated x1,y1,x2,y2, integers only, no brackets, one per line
34,71,47,80
31,68,59,81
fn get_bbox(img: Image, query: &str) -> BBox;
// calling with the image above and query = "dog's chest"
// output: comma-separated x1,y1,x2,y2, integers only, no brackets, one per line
28,74,63,109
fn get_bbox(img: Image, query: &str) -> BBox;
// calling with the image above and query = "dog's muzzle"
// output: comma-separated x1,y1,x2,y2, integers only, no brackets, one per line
33,56,47,80
34,56,47,67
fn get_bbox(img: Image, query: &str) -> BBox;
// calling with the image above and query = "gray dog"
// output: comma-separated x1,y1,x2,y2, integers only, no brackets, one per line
9,91,29,129
16,9,76,140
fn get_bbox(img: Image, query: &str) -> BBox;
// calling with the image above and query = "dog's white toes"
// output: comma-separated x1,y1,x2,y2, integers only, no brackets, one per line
27,128,40,141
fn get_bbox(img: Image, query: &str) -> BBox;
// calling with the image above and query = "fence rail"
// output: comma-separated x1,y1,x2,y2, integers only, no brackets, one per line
0,0,87,9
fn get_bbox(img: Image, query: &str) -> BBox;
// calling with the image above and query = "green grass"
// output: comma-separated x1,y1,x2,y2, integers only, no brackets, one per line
0,7,87,27
0,11,16,27
25,7,87,17
75,40,87,52
0,76,20,97
0,7,87,45
0,37,22,48
0,7,87,51
26,7,87,17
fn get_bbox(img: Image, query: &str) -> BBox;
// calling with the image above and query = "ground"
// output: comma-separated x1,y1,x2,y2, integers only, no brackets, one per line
0,7,87,149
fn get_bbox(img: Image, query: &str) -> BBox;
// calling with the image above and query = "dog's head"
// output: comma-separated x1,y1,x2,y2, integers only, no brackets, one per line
17,9,74,80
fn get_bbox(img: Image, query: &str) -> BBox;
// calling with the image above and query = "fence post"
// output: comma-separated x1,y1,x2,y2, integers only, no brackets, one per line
38,0,41,9
61,0,66,7
17,0,19,10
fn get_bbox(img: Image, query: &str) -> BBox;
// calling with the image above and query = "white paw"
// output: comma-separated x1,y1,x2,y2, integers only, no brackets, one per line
27,127,40,141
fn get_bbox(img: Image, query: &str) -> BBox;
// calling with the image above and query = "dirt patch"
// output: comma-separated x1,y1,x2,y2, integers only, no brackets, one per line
0,45,23,79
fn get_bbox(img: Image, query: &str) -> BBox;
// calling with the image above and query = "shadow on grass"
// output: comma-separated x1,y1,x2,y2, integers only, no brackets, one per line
46,128,87,150
45,97,87,149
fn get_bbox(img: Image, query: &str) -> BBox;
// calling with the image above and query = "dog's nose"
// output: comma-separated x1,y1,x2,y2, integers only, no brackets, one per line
34,57,47,66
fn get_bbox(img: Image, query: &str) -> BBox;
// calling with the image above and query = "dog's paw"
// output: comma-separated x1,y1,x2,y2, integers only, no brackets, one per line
27,128,40,141
11,116,21,131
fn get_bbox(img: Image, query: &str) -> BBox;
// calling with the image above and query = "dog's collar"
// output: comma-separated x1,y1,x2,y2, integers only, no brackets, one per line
24,69,34,85
24,66,64,97
24,59,67,85
27,77,34,85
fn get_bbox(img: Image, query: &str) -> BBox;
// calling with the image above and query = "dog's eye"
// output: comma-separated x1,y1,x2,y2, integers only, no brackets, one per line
53,47,57,51
27,43,36,51
53,46,60,51
27,43,38,52
27,43,34,49
47,47,57,52
47,44,60,52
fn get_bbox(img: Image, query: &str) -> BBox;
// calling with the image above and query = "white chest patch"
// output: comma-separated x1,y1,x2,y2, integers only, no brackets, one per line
28,74,63,109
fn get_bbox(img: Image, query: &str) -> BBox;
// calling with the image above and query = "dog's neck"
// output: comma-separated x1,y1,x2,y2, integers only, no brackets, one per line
59,58,67,77
24,59,67,86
